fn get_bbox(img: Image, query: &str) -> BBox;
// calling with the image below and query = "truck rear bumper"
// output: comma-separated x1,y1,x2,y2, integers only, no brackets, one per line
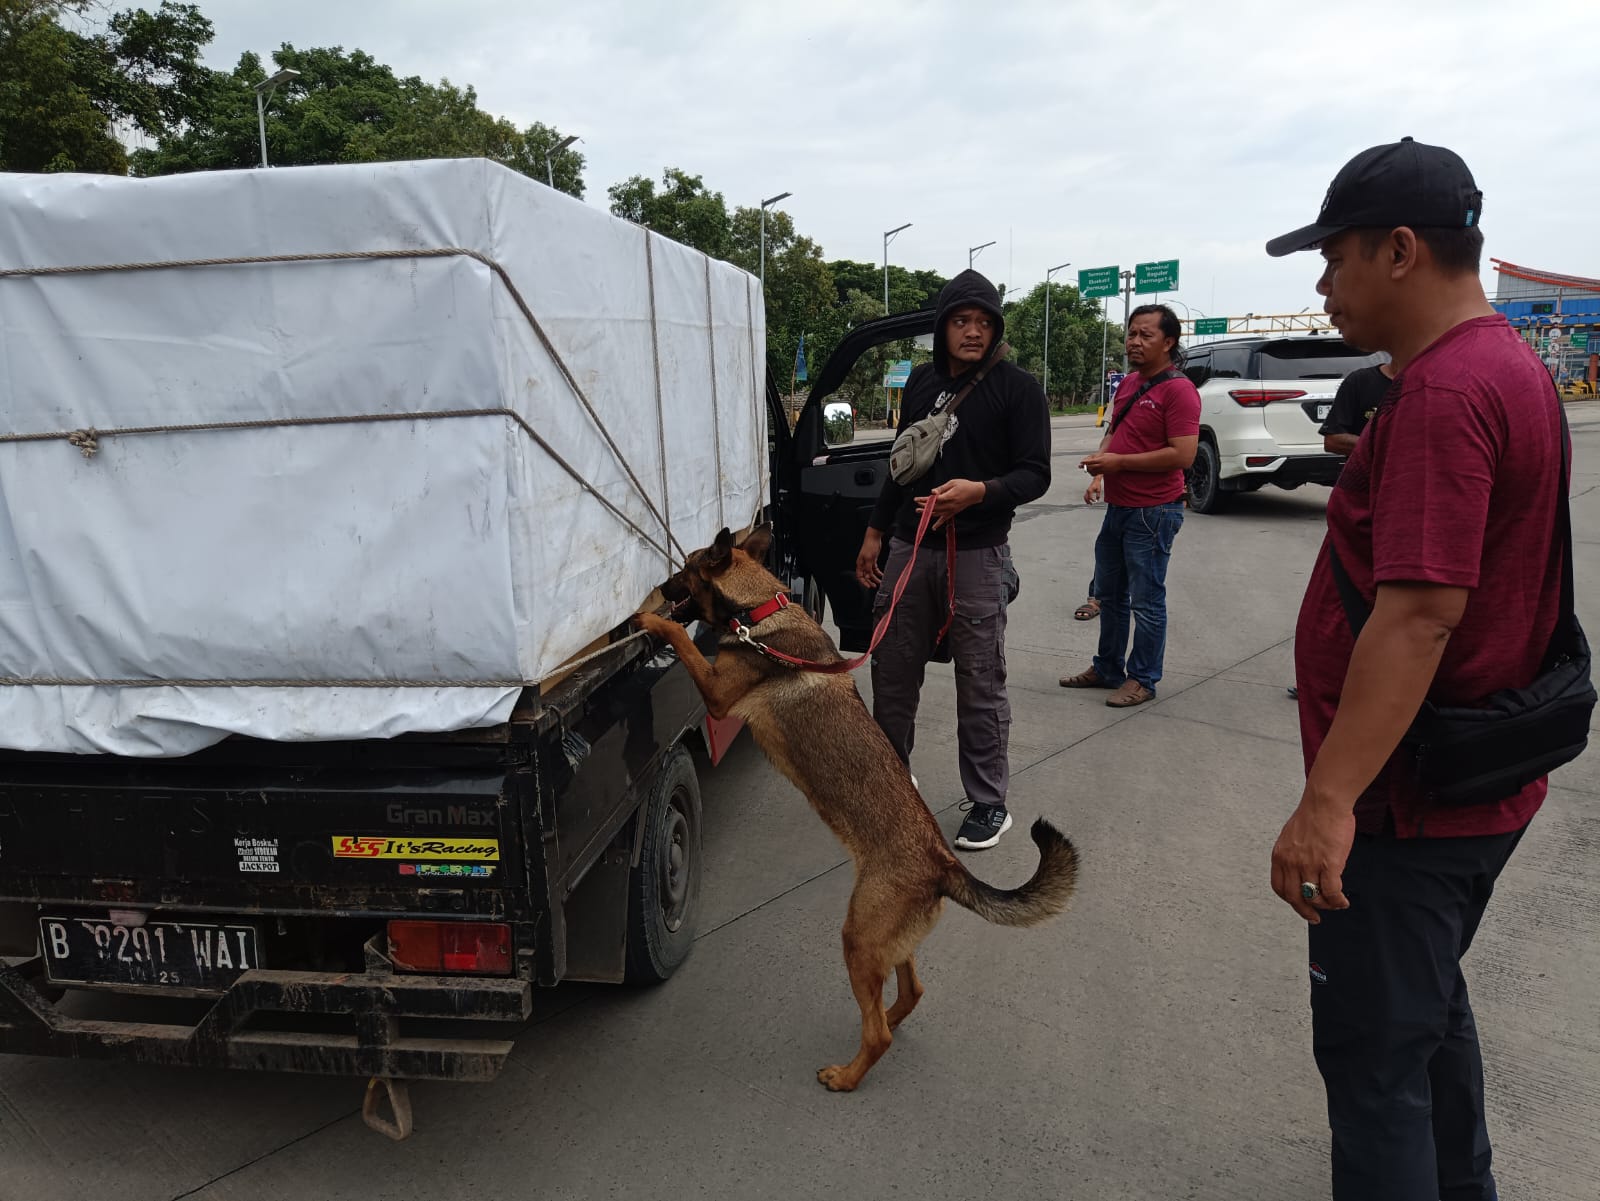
0,949,531,1081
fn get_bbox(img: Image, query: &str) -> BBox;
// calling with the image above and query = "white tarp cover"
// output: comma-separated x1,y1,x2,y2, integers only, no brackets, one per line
0,159,767,755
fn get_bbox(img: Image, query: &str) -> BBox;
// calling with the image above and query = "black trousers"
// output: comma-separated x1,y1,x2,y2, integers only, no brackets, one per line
869,538,1011,809
1307,824,1528,1201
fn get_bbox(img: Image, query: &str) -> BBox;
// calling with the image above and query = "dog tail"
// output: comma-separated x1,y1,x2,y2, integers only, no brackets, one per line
940,818,1079,928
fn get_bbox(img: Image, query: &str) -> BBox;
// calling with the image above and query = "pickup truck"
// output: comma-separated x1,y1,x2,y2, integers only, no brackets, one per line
0,261,929,1136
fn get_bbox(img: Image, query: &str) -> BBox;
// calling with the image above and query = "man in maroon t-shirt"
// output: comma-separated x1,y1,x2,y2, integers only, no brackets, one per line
1059,305,1200,707
1265,138,1567,1201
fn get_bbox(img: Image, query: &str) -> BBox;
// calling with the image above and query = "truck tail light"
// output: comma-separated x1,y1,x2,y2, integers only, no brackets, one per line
387,920,512,975
1229,389,1306,407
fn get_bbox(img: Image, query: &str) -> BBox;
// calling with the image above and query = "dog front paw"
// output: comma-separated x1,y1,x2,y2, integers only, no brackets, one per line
634,610,673,638
816,1065,859,1092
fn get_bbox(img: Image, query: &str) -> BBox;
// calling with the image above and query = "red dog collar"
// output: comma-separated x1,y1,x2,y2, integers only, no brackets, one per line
732,593,789,632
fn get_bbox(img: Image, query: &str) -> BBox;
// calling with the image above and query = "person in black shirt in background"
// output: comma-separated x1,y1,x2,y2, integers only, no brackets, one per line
1320,359,1395,456
1288,357,1394,701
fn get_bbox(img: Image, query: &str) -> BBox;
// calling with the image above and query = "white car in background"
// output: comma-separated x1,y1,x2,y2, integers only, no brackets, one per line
1180,334,1385,513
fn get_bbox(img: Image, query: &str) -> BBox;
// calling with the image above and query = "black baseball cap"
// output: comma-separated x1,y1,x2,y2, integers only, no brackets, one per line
1265,136,1483,257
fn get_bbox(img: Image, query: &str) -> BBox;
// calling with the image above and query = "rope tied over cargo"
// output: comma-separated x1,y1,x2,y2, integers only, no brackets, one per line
0,246,690,566
0,627,651,689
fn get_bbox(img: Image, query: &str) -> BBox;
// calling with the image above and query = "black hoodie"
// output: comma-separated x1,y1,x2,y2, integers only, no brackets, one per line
868,270,1051,548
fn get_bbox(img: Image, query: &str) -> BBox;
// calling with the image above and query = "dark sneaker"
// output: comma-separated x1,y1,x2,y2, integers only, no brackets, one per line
954,802,1013,851
1286,686,1298,700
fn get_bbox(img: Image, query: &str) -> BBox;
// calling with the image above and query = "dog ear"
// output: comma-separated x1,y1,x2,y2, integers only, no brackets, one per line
738,524,773,563
704,528,735,572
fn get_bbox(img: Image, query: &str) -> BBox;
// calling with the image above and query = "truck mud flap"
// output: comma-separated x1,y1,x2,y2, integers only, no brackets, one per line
0,955,531,1082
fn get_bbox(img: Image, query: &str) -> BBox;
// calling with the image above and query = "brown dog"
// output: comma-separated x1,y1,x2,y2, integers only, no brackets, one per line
634,525,1079,1092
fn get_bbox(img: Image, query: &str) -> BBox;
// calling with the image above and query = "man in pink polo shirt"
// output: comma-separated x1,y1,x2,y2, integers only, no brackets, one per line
1059,305,1200,707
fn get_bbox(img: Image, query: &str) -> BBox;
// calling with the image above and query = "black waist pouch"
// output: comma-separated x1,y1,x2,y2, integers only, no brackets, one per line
1330,401,1594,808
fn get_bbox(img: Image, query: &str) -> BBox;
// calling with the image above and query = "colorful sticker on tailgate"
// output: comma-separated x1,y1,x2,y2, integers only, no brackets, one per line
398,863,497,879
332,835,499,861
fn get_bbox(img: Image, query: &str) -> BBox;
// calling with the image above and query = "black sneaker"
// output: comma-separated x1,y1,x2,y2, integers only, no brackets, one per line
954,801,1013,851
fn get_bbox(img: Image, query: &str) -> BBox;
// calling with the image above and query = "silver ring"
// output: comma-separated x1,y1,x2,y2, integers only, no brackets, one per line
1301,881,1321,901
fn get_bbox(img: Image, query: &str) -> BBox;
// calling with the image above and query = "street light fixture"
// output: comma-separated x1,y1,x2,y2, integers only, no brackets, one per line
253,68,301,169
545,134,579,189
1042,260,1071,398
969,240,996,269
758,190,792,298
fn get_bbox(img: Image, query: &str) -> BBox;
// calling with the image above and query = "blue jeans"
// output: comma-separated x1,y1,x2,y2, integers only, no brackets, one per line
1091,501,1183,691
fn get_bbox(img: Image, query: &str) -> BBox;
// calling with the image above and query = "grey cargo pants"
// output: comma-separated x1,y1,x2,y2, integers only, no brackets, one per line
869,537,1012,809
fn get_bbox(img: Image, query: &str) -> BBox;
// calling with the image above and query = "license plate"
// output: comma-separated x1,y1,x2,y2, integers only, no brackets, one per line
1315,403,1332,421
39,916,262,990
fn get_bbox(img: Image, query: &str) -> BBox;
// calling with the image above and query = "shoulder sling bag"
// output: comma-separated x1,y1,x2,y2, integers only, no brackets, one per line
888,341,1011,487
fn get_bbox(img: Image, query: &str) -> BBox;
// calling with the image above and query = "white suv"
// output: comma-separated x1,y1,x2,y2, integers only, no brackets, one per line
1180,334,1385,513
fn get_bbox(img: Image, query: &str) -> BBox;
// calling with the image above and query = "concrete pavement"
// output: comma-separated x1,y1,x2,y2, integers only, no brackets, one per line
3,407,1598,1200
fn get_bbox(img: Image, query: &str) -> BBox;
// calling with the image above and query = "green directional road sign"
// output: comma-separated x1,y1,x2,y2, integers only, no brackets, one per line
1194,317,1228,336
1078,266,1120,299
1573,331,1590,351
1135,259,1179,293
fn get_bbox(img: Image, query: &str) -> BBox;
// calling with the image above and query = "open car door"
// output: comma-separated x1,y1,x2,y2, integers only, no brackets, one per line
772,310,937,652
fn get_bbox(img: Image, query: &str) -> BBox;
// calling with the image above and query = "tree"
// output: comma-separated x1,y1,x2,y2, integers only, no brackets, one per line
726,204,836,391
0,0,213,174
1001,281,1121,405
826,259,946,316
129,42,586,196
607,168,730,257
517,121,585,197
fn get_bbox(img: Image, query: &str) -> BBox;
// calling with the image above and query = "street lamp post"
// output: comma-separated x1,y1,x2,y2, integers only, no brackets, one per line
758,190,792,298
968,240,996,269
253,68,301,168
545,134,578,189
882,222,912,421
883,222,912,315
1042,260,1071,399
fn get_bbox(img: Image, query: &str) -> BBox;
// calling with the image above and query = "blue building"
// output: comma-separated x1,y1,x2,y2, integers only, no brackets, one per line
1490,259,1599,390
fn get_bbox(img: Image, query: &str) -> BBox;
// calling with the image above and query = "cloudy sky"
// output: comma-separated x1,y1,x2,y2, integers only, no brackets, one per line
194,0,1597,319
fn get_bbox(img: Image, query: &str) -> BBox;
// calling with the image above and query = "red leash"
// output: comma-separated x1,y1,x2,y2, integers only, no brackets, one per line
731,498,956,674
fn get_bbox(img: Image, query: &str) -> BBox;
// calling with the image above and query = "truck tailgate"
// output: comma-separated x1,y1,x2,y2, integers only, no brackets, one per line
0,741,523,915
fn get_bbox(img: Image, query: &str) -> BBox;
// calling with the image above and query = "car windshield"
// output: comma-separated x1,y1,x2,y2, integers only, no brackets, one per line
1256,340,1385,381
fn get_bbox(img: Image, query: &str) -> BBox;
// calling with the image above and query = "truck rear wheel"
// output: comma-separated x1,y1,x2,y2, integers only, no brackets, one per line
625,746,702,983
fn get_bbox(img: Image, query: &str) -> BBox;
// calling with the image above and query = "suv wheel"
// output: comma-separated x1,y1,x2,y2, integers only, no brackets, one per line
1187,439,1229,515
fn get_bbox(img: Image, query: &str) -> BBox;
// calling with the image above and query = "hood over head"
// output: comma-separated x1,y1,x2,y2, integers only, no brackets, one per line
932,269,1006,375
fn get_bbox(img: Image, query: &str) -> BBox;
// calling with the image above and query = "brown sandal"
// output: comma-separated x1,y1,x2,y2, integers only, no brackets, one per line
1073,598,1100,621
1106,680,1154,707
1060,667,1115,689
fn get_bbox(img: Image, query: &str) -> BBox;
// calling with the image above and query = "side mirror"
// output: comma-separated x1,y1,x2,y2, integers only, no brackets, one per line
823,401,855,447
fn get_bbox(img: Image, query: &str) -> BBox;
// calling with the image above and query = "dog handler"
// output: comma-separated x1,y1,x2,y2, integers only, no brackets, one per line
855,270,1050,851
